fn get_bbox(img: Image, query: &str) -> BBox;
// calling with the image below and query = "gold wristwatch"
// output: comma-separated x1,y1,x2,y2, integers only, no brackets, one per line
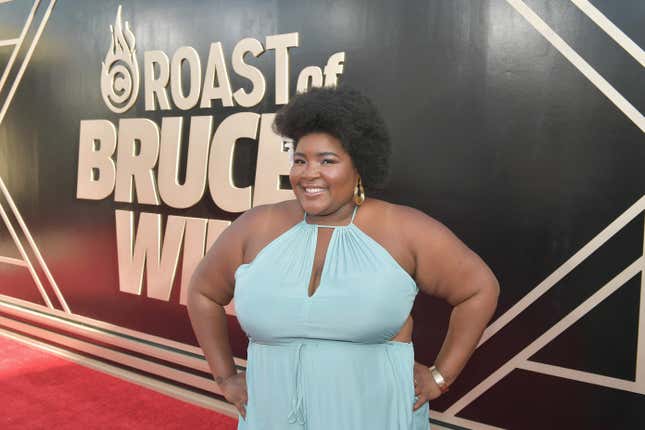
429,365,449,393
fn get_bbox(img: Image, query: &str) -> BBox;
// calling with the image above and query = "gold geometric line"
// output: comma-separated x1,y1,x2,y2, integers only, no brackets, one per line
0,314,222,396
0,0,54,125
446,257,642,416
637,213,645,385
0,0,40,99
0,294,248,367
571,0,645,67
0,297,212,372
429,410,506,430
0,255,27,266
0,327,239,419
505,0,645,132
480,195,645,346
0,199,54,308
0,0,69,313
0,176,71,312
519,361,643,395
0,38,20,47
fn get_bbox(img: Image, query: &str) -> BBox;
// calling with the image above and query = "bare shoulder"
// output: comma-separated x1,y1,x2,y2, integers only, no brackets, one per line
386,202,496,299
368,199,469,281
387,201,445,230
356,199,437,276
250,199,302,231
229,199,297,233
396,203,462,247
231,199,302,263
194,200,297,302
366,199,449,240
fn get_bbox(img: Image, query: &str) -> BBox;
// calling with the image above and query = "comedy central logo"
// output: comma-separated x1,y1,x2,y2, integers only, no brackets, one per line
100,5,139,113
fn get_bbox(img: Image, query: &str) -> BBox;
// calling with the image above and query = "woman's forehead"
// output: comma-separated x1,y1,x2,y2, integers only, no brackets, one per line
295,132,347,154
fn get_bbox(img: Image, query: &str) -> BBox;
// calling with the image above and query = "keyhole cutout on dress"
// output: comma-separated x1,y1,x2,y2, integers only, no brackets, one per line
307,227,334,298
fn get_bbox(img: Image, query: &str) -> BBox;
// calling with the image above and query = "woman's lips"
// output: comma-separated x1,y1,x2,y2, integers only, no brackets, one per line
302,186,327,196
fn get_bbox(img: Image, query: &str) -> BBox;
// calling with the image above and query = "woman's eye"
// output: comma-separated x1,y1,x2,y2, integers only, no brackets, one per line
292,159,334,165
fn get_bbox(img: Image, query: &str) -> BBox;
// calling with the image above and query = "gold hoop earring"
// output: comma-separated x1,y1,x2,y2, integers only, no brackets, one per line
353,177,365,205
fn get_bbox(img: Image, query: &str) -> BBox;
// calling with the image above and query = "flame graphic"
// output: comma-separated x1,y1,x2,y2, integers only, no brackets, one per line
100,5,139,113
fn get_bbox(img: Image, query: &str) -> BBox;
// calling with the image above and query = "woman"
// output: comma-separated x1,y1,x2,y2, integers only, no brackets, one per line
187,86,499,429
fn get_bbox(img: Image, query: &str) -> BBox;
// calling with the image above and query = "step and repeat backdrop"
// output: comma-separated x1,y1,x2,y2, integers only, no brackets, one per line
0,0,643,428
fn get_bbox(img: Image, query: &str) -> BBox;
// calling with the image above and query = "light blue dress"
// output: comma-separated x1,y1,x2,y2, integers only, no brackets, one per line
234,204,430,429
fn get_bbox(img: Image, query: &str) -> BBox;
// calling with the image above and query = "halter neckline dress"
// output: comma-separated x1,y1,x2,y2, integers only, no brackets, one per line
234,204,430,429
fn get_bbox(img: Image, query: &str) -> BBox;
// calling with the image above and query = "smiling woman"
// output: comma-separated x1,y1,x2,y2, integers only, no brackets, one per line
187,86,499,430
289,132,359,224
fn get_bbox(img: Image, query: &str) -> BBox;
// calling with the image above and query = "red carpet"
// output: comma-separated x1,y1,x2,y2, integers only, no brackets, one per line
0,334,237,429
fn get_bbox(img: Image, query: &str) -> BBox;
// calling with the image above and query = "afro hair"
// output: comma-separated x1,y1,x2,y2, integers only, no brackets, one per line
273,86,391,191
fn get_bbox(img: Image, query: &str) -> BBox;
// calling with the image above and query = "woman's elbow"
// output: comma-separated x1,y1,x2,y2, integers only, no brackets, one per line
186,270,208,313
479,270,500,316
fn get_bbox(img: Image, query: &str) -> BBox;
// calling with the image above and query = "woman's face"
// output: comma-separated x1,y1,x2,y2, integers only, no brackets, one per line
289,132,358,216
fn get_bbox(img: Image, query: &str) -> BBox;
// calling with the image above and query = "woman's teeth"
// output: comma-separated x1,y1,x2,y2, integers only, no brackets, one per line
305,187,326,194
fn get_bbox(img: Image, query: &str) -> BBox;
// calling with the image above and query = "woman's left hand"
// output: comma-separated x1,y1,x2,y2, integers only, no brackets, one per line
412,361,443,411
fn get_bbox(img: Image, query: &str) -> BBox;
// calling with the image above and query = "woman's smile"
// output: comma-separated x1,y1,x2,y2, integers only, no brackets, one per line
302,186,328,196
289,132,359,223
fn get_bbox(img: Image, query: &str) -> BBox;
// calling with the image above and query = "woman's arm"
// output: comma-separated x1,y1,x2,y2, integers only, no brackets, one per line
186,208,257,417
187,266,237,385
400,206,500,404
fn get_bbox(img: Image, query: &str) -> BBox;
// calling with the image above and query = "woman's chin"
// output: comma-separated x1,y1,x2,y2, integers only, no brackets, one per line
298,197,329,214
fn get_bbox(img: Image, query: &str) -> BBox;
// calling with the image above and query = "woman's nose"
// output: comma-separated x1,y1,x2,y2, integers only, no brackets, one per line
302,162,320,178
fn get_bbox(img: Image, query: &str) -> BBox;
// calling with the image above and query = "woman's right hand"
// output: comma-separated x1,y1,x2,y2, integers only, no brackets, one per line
220,372,248,419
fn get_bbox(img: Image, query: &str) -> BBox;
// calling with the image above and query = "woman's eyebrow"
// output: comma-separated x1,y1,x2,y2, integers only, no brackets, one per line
293,151,339,157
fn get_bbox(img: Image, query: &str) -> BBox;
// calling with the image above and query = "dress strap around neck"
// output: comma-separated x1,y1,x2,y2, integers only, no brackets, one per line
350,204,359,223
303,204,359,226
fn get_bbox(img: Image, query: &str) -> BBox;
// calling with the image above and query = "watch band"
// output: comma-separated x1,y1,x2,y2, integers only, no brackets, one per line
429,365,449,393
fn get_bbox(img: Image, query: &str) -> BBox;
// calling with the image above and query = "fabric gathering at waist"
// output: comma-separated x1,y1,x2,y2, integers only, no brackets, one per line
248,337,413,349
247,337,413,427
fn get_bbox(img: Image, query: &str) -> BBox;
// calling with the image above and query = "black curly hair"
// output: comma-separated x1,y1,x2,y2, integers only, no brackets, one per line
273,86,391,192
